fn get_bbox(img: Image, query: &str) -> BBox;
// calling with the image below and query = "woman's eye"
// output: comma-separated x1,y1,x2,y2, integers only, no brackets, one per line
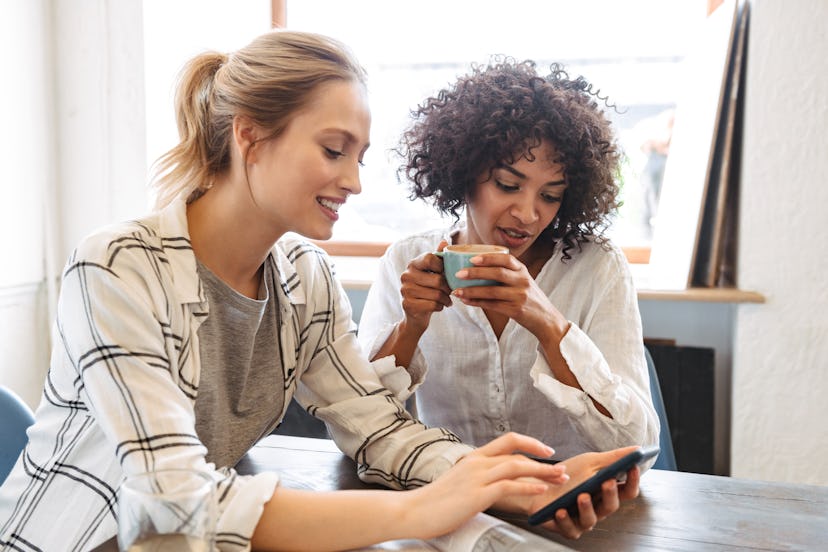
495,180,518,192
324,147,345,159
542,194,563,204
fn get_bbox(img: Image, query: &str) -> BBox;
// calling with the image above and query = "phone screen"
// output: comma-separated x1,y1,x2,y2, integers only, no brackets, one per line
527,445,660,526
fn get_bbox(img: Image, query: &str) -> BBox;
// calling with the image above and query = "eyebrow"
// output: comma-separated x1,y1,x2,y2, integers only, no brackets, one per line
496,164,567,187
321,128,370,149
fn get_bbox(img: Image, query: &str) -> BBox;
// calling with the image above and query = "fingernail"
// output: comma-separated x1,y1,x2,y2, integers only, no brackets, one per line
455,269,468,278
470,256,482,264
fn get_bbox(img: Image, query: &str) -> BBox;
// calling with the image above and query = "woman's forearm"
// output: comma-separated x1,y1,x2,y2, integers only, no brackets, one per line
252,487,412,551
537,322,612,418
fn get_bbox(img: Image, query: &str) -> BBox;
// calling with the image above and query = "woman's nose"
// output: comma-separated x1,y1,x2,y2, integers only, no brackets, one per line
510,197,538,224
340,163,362,196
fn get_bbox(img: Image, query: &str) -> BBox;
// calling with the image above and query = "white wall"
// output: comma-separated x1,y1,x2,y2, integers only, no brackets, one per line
0,0,54,407
0,0,148,408
52,0,149,262
0,286,51,408
731,0,828,485
0,1,49,289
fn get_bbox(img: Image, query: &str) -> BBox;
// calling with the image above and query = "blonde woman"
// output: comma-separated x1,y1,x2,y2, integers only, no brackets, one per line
0,32,639,551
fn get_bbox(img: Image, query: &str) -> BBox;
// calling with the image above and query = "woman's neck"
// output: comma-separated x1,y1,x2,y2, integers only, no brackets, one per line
520,241,555,279
186,183,278,299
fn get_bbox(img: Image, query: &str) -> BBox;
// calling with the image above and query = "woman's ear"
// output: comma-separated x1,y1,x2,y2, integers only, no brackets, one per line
232,115,260,164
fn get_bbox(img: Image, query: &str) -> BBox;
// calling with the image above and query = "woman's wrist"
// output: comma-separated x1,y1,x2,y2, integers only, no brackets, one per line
489,487,535,515
372,318,425,367
395,486,438,540
399,315,429,339
533,312,570,347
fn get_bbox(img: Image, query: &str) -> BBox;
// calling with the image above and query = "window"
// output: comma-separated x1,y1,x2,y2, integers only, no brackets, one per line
287,0,707,264
143,1,708,268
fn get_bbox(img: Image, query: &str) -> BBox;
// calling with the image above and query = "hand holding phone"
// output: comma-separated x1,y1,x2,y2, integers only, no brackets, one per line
527,445,659,526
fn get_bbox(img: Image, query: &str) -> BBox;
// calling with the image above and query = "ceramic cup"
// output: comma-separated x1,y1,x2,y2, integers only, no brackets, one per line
436,244,509,290
117,468,217,552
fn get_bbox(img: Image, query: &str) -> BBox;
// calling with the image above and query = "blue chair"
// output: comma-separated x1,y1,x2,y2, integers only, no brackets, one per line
645,348,678,471
0,386,36,485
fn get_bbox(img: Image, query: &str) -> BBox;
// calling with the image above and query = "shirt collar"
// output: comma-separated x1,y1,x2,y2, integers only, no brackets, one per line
154,195,203,306
268,237,307,308
154,195,306,309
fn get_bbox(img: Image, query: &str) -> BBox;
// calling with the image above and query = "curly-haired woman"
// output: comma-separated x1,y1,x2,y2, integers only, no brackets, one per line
359,58,659,463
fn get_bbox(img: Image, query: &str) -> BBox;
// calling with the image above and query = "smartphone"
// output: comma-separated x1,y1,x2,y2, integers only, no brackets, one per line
527,445,660,526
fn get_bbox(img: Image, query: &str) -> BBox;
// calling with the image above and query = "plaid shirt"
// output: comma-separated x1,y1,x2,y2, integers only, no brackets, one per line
0,198,470,552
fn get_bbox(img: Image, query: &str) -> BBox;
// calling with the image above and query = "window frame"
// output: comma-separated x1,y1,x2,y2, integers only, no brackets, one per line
276,0,699,268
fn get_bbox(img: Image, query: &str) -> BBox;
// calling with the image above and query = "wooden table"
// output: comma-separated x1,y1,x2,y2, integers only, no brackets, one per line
95,435,828,551
238,435,828,551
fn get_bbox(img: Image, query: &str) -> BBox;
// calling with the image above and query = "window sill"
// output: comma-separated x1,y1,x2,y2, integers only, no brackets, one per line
636,287,764,303
312,241,765,304
311,240,652,264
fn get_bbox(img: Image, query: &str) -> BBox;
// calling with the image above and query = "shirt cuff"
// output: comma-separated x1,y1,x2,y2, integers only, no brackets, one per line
529,323,618,415
364,323,428,402
559,324,616,386
216,472,280,551
529,353,590,416
371,356,413,401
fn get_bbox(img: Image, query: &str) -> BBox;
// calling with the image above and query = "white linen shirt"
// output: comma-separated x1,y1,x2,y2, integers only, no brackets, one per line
0,200,471,552
358,228,659,459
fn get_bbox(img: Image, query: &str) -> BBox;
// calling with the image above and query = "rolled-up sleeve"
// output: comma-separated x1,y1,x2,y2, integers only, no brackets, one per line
528,267,659,453
293,248,472,489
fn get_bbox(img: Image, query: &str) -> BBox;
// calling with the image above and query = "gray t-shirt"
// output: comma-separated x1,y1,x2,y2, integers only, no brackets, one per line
194,258,285,468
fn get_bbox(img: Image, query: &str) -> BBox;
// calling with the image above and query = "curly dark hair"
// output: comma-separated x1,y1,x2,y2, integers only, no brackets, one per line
398,58,622,261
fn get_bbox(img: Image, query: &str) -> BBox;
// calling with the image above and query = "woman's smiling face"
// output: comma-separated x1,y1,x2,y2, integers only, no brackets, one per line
463,140,567,264
245,79,371,240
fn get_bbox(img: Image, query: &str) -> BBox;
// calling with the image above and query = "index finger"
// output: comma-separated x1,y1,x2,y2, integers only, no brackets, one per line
410,250,445,274
469,251,515,268
472,432,555,460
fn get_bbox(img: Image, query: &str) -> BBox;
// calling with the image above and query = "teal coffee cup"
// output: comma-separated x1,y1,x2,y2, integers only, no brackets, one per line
436,244,509,290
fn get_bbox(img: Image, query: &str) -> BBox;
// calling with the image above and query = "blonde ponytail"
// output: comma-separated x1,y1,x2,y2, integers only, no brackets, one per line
151,52,228,209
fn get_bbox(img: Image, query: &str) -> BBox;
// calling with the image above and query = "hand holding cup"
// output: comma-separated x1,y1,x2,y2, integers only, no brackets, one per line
435,244,509,290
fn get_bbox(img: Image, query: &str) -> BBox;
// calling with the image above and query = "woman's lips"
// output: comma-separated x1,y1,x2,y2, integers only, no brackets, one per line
498,227,532,248
317,198,342,221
